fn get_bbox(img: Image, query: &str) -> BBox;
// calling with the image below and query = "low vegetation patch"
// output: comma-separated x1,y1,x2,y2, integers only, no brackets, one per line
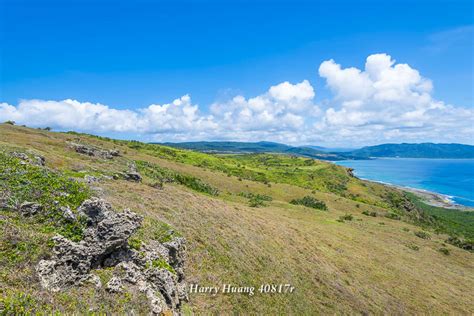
414,231,431,240
135,160,219,196
385,212,401,220
145,219,181,243
438,247,450,256
362,210,377,217
148,258,176,274
445,236,473,252
0,151,91,241
0,291,39,315
290,196,328,211
128,237,143,250
405,192,474,240
406,243,419,251
239,192,273,207
337,214,354,222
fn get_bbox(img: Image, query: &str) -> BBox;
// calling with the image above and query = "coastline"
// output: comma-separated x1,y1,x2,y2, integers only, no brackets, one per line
363,178,473,210
335,159,474,211
396,186,471,210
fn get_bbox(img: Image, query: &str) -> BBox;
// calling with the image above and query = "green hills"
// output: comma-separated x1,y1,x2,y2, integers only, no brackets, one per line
163,141,474,159
1,123,473,314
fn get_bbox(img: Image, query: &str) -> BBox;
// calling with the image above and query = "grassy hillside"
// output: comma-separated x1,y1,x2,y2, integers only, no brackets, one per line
164,141,474,159
161,141,345,160
1,123,473,314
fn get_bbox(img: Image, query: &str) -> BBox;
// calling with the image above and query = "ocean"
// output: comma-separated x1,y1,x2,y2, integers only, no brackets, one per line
335,158,474,207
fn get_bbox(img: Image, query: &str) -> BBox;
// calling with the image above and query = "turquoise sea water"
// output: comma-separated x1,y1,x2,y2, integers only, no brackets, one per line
335,158,474,207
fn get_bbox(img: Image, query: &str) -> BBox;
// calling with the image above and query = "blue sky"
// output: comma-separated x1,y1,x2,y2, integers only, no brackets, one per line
0,0,473,146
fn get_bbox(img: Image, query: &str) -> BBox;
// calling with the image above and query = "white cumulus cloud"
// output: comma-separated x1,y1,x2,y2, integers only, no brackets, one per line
316,53,473,145
1,53,472,146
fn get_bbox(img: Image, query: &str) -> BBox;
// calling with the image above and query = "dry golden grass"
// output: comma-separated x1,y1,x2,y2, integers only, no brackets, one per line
1,124,473,314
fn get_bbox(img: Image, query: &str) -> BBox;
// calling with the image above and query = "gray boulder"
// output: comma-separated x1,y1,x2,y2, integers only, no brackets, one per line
60,206,76,222
163,237,187,282
70,143,120,159
113,171,142,182
19,202,42,216
84,175,100,184
106,276,124,293
124,172,142,182
37,198,142,291
36,198,187,314
10,151,45,166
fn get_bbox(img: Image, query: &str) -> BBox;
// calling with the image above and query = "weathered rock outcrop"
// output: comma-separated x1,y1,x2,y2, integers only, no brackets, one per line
10,151,45,166
69,142,120,159
113,162,143,182
19,201,42,216
36,198,187,315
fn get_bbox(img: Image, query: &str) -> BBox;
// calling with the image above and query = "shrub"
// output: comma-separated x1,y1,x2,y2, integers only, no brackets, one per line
0,291,37,314
385,212,401,220
239,192,272,201
445,236,474,251
248,196,266,208
406,244,419,251
362,210,377,217
150,220,180,243
239,192,272,208
438,247,450,255
337,214,353,222
128,237,142,250
146,258,176,274
4,120,15,125
290,196,328,211
414,231,431,240
135,160,219,196
174,174,219,196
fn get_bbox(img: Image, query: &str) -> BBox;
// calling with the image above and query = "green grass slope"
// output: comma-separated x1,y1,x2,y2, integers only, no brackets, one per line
161,140,345,160
0,124,473,314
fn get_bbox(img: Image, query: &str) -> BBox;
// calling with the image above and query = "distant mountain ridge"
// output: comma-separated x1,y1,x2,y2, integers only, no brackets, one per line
158,141,474,159
159,141,345,161
349,143,474,159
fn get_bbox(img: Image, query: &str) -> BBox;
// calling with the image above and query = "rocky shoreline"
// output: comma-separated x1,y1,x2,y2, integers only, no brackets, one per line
395,186,472,210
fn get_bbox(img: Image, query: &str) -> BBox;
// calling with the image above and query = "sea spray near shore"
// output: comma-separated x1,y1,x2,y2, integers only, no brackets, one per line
335,158,474,207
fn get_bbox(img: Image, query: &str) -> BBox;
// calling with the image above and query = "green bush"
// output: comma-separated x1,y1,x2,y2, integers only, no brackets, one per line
445,236,473,251
290,196,328,211
174,174,219,196
239,192,272,207
239,192,272,201
135,160,219,196
0,291,37,314
362,210,377,217
150,220,180,243
128,237,142,250
337,214,354,222
406,243,419,251
438,247,450,255
414,231,431,240
248,196,266,208
149,258,175,274
385,212,401,220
